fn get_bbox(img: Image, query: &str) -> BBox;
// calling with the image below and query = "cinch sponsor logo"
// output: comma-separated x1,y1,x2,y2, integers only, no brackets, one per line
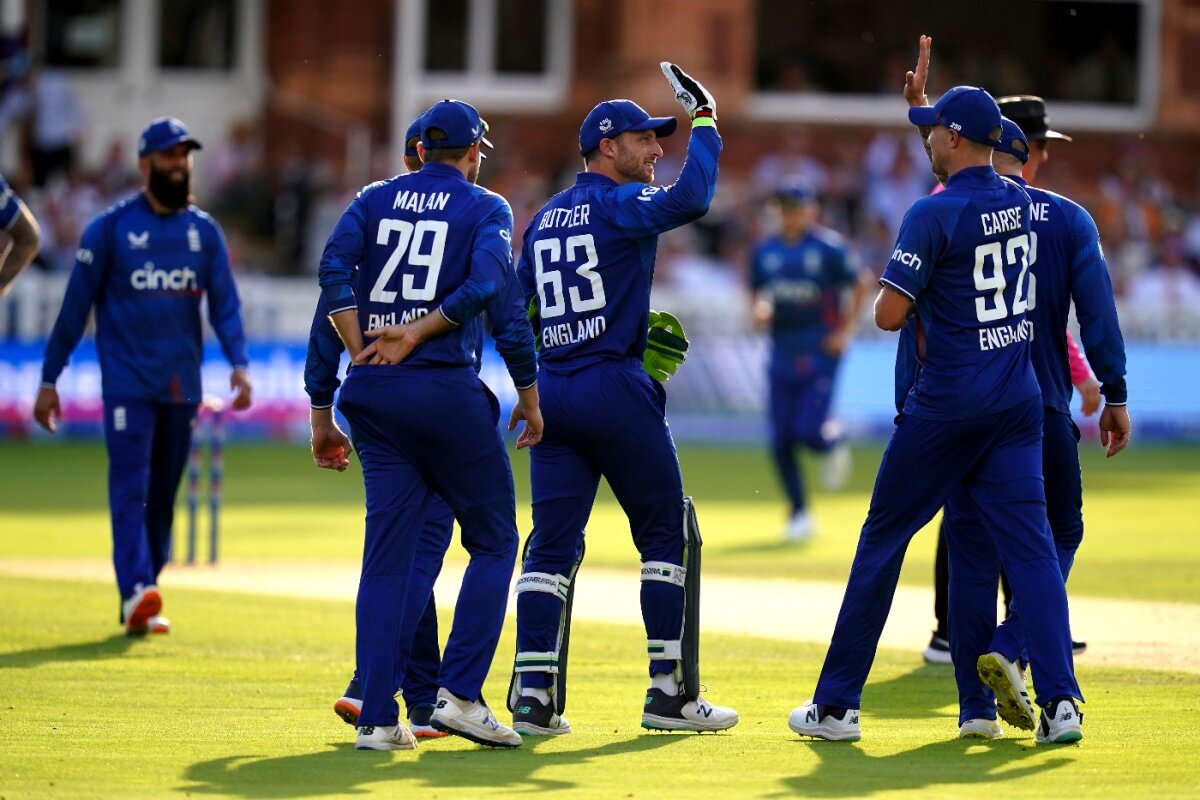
131,262,198,291
891,248,922,270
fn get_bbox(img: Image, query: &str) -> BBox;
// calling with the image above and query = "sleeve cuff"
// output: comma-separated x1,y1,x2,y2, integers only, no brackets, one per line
879,277,916,301
438,306,461,327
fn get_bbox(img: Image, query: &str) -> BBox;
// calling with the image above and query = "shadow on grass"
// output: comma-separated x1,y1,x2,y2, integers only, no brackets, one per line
771,737,1073,797
0,633,135,669
179,731,689,797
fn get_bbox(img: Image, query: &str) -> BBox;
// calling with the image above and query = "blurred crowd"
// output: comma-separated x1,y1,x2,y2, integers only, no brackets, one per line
3,95,1199,343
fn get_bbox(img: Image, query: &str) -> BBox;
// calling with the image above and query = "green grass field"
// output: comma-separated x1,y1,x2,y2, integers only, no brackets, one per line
2,440,1200,797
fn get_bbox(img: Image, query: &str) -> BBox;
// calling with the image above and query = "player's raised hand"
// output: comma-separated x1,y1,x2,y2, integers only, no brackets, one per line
904,34,932,108
1099,404,1131,458
660,62,716,120
33,386,61,433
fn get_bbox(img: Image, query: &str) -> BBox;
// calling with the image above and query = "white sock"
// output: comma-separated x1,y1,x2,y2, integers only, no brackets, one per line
524,686,552,704
650,671,680,694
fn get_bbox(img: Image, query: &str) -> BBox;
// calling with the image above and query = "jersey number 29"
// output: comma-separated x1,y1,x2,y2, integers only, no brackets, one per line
370,219,448,303
973,232,1037,322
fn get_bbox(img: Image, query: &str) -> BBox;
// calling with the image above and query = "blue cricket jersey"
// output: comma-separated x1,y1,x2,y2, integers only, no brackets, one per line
517,125,721,373
750,226,862,374
318,162,535,385
0,172,26,230
42,193,248,402
882,166,1040,420
1010,176,1127,410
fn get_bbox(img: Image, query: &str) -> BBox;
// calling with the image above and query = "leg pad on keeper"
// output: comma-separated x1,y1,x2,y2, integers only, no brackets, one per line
514,651,560,674
648,639,683,661
640,561,687,588
680,496,703,700
514,571,571,601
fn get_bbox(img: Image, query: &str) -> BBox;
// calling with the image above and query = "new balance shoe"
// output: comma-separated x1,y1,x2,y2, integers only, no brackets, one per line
513,695,572,736
788,701,861,741
959,718,1003,739
121,584,162,637
408,703,448,739
976,652,1037,731
430,689,521,748
641,688,738,732
922,633,953,665
147,615,170,635
356,724,418,751
784,511,815,543
1036,698,1083,744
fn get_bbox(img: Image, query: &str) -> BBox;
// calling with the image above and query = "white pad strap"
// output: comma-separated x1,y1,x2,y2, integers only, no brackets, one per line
515,571,571,601
648,639,683,660
514,650,559,674
641,561,686,588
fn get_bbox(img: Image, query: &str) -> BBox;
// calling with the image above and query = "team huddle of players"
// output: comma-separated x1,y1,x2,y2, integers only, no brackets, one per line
19,33,1127,752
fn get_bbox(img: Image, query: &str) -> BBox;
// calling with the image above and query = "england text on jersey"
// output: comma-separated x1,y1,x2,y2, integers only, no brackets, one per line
541,314,607,349
979,318,1034,351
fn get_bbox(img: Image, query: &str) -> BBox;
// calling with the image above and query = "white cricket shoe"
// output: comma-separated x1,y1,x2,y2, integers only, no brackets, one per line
922,633,953,665
147,615,170,635
356,723,418,751
976,652,1037,731
1036,698,1083,744
430,689,521,748
959,718,1003,739
121,584,162,636
640,688,738,732
788,701,861,741
822,443,852,490
784,511,815,543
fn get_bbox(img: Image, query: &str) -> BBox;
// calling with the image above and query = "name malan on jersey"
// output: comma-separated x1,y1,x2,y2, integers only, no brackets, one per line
541,314,606,349
392,190,451,213
980,206,1024,236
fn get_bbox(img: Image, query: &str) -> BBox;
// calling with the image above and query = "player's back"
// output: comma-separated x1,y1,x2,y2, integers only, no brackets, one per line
885,166,1041,420
520,176,656,373
330,163,505,370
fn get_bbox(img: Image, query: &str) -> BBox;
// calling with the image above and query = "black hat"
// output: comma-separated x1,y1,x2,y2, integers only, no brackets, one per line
995,95,1072,142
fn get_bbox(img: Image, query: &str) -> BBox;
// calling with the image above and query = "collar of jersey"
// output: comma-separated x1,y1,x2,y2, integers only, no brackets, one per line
576,171,620,187
945,165,999,189
421,162,470,182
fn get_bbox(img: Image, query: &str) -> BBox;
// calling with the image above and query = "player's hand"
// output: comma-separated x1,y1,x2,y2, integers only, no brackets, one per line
643,310,689,382
904,35,932,108
230,368,253,410
311,418,354,471
1099,404,1131,458
33,386,61,433
660,62,716,121
1074,375,1101,416
822,328,851,358
357,324,420,365
509,385,543,449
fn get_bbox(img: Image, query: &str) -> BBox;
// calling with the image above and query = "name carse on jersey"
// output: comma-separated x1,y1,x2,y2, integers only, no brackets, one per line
541,313,607,350
980,205,1024,236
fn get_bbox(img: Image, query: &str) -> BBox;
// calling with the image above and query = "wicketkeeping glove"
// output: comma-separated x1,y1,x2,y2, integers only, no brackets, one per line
643,310,689,382
660,62,716,121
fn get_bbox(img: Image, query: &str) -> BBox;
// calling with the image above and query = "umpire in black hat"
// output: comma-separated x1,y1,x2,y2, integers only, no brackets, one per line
995,95,1070,182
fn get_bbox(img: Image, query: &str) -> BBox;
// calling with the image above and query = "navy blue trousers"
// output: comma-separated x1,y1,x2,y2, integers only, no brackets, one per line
103,398,196,600
813,397,1079,711
518,360,685,686
338,366,518,727
768,352,841,514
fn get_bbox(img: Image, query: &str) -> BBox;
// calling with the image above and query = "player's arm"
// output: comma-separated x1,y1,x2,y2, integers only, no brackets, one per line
204,220,252,410
0,200,42,295
874,284,914,331
318,195,369,358
36,216,110,432
875,201,940,331
748,246,774,331
901,35,943,181
824,253,876,356
303,291,354,467
1065,331,1101,415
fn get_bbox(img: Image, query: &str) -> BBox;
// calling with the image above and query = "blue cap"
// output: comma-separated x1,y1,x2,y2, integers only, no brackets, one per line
994,116,1029,164
404,113,424,159
776,178,819,205
579,99,678,156
908,86,1002,146
138,117,202,157
420,99,492,150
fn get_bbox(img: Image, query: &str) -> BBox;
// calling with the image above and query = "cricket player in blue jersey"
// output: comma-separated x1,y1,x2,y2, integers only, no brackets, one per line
0,172,42,295
34,117,253,637
318,99,541,751
750,180,874,543
508,63,738,736
788,85,1083,745
306,115,448,740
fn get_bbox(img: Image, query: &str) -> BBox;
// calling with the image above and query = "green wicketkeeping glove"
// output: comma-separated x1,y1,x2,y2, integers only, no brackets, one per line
643,310,689,382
